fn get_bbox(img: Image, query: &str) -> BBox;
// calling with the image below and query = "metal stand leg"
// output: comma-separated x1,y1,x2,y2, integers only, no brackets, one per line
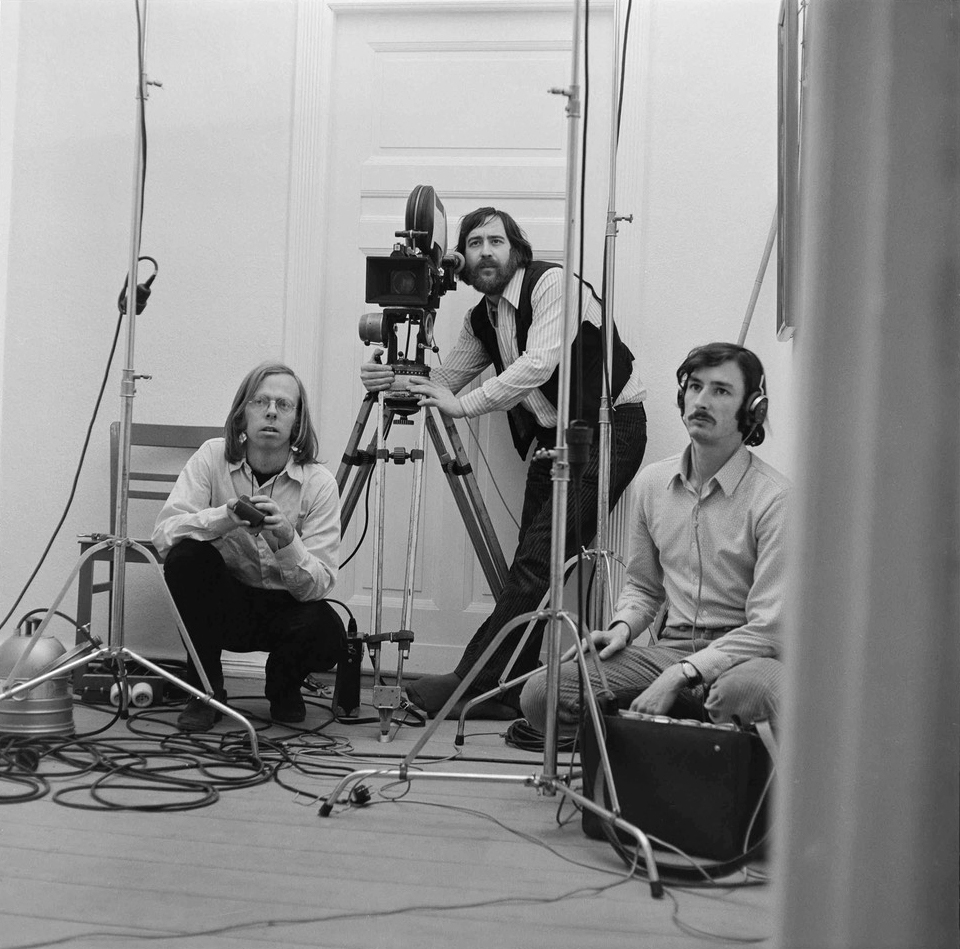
0,540,261,761
317,607,661,897
451,546,624,744
338,399,509,595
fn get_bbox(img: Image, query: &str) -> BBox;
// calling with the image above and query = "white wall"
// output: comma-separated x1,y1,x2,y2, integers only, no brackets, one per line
0,0,795,657
0,0,20,479
618,0,795,479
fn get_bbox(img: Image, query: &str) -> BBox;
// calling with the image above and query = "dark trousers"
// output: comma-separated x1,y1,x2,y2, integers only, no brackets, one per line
454,403,647,692
163,539,345,699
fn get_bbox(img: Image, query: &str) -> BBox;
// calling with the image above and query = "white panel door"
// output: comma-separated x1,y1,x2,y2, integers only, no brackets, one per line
314,1,613,674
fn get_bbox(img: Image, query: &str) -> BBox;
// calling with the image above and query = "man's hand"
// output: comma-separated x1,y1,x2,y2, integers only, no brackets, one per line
561,623,631,662
228,495,295,550
227,497,261,530
628,664,687,716
407,380,464,418
360,349,395,392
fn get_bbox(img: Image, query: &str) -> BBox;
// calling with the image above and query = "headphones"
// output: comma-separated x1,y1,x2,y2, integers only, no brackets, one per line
676,346,768,447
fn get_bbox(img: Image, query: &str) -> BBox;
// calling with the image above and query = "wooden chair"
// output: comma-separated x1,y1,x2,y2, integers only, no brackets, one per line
75,422,222,658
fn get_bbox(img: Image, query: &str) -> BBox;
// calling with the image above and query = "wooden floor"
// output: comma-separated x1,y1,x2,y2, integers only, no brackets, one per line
0,676,772,949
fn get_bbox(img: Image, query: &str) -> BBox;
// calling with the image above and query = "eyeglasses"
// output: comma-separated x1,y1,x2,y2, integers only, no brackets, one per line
247,396,297,416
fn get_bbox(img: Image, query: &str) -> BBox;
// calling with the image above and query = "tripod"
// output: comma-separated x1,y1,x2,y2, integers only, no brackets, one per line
336,388,510,740
0,2,260,761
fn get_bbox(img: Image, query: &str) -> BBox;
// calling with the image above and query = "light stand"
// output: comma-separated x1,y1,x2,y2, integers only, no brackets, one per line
426,0,636,736
0,1,260,761
320,0,662,896
592,4,634,633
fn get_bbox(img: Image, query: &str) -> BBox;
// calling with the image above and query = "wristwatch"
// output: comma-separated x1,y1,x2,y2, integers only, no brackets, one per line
678,660,702,687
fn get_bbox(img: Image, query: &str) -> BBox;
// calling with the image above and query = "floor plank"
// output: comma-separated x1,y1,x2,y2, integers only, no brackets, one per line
0,678,773,949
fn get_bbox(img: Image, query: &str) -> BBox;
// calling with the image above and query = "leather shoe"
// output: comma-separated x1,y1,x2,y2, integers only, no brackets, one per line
269,693,306,724
176,691,226,732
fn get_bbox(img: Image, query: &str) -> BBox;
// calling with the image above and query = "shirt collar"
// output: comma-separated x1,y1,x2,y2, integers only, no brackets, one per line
229,450,304,483
670,443,752,496
496,266,526,313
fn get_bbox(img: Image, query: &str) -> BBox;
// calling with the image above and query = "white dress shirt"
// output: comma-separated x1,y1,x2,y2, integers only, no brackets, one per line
433,266,646,426
152,439,339,602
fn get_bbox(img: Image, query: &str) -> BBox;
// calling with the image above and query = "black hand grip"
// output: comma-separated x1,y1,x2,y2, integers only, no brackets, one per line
234,495,265,527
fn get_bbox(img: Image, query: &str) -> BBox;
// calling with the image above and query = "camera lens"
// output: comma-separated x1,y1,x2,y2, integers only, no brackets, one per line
390,270,418,295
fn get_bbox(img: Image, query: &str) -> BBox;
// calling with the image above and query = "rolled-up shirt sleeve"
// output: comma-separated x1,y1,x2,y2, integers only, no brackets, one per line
431,315,493,396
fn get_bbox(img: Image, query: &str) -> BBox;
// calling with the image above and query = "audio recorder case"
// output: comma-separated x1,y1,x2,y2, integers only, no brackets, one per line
580,711,772,862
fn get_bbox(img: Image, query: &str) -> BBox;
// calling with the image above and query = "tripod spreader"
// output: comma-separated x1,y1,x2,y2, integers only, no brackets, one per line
379,446,424,465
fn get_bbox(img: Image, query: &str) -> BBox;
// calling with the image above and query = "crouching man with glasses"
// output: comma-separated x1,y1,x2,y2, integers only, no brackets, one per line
152,361,344,730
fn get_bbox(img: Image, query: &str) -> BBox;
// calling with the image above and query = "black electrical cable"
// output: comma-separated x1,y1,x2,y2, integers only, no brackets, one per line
504,717,577,753
615,0,634,143
338,470,374,569
0,309,124,635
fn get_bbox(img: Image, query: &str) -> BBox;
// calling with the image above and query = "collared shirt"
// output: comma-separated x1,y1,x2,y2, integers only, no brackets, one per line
433,266,646,426
151,439,339,602
609,443,790,684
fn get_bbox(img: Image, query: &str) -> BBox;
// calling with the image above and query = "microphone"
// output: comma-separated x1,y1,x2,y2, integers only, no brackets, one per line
441,251,465,275
117,256,159,315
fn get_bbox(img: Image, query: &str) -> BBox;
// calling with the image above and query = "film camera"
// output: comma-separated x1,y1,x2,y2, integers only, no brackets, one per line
359,185,462,414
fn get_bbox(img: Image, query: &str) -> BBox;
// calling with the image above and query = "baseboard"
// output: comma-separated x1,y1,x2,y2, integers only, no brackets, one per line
220,652,423,684
221,652,267,679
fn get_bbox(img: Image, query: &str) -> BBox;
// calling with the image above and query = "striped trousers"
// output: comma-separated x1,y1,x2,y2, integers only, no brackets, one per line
454,403,647,693
520,634,784,734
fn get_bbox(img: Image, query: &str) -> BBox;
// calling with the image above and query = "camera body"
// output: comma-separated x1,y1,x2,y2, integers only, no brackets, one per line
359,185,459,415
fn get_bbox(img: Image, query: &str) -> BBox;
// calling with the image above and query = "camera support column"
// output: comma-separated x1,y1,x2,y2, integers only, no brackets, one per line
365,392,423,739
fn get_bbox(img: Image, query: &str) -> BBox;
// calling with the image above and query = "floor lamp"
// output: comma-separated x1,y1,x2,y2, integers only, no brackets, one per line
0,0,261,761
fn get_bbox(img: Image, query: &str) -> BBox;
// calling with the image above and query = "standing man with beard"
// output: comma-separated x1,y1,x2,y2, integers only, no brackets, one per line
360,207,647,718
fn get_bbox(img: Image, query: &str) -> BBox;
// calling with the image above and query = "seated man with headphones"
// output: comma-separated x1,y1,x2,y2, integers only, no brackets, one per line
520,342,789,733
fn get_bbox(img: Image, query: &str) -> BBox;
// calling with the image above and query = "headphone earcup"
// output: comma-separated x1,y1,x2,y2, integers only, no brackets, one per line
741,392,769,445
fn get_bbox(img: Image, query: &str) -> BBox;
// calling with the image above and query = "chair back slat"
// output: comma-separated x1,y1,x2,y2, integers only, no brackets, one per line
129,471,184,483
109,422,222,533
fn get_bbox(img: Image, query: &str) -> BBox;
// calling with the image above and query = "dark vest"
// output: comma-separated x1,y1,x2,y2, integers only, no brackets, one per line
469,261,635,459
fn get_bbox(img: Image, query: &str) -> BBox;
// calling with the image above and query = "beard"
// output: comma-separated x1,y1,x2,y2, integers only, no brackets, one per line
463,248,521,296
